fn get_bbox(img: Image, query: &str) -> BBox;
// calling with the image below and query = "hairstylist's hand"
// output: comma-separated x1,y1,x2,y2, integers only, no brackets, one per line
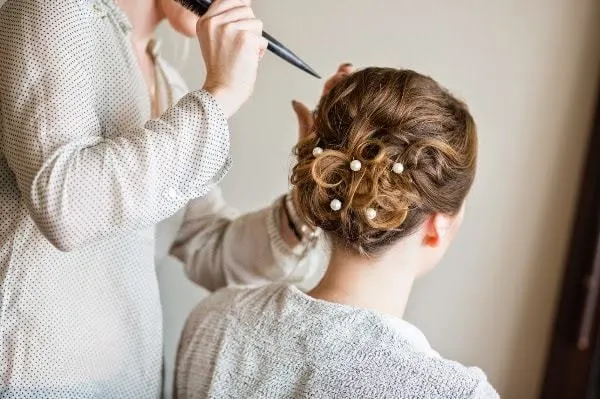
197,0,268,118
292,63,355,141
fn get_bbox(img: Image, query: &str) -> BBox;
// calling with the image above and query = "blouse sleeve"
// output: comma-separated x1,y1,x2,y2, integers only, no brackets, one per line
169,187,329,292
0,0,230,251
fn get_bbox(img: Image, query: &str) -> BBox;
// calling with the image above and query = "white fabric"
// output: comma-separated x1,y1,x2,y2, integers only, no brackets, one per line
0,0,306,396
175,284,500,399
169,189,327,294
155,186,328,398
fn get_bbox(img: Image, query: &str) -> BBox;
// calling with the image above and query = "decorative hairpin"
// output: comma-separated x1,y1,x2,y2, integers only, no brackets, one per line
366,207,377,220
330,199,342,211
350,159,362,172
312,147,324,157
392,162,405,174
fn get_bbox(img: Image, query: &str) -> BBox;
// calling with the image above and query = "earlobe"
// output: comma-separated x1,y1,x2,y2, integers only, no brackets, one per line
422,216,439,248
424,234,439,247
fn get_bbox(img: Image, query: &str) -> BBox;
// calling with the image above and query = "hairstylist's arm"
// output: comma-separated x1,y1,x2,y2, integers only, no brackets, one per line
0,0,266,251
170,185,329,291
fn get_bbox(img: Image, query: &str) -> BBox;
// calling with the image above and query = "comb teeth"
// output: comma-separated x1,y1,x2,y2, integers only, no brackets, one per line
174,0,211,16
175,0,212,17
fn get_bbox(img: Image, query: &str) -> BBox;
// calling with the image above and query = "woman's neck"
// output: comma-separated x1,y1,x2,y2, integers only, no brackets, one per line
308,244,419,319
116,0,164,51
115,0,165,114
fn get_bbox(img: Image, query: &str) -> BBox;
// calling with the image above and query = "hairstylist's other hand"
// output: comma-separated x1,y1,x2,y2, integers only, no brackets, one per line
197,0,268,118
292,63,355,141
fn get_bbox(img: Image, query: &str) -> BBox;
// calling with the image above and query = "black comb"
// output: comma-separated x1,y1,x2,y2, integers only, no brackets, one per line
176,0,321,79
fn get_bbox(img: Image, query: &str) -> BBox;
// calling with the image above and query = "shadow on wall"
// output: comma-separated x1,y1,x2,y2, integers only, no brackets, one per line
506,9,600,398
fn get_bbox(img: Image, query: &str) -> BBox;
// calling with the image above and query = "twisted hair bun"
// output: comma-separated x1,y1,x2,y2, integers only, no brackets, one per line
291,68,477,255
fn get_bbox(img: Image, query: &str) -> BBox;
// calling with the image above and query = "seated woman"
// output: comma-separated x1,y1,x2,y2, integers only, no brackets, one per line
174,67,499,398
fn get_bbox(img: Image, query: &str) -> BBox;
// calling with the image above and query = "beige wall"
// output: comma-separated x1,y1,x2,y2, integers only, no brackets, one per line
157,1,600,397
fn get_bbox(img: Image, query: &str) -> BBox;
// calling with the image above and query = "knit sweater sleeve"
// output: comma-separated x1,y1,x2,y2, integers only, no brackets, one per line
471,381,500,398
468,370,500,398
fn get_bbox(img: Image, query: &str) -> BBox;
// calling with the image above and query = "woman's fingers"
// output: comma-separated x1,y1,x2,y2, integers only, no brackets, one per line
292,100,314,140
338,63,354,74
202,0,248,18
228,19,263,37
292,63,356,141
322,63,355,96
197,1,266,117
206,4,255,24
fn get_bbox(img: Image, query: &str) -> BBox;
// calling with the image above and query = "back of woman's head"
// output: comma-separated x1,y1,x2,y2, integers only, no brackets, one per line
291,67,477,256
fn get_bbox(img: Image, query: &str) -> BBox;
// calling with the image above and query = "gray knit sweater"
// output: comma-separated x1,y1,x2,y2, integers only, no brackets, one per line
175,283,499,398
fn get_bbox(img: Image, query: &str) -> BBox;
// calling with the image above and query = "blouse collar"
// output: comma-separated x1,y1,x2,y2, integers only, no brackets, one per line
90,0,133,34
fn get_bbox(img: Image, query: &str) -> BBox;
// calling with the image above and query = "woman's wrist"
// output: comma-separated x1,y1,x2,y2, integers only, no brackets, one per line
283,193,321,246
202,83,237,118
279,199,302,246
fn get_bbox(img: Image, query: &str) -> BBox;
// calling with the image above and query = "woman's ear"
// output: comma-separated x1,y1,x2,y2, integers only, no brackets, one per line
414,213,458,278
160,0,198,38
422,213,453,248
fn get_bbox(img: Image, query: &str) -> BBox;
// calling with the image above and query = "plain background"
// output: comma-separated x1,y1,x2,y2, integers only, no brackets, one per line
156,1,600,397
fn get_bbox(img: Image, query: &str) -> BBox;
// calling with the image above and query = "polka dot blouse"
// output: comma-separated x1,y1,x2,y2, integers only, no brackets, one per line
0,0,230,396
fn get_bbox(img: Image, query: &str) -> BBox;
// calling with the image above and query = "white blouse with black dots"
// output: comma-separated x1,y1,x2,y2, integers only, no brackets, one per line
0,0,326,397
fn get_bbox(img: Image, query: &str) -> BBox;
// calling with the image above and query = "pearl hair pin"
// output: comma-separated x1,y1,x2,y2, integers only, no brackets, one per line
392,162,405,174
350,159,362,172
330,199,342,211
312,147,324,157
366,207,377,220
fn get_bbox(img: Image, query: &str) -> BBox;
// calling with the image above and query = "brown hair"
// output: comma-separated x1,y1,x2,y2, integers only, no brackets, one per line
291,67,477,256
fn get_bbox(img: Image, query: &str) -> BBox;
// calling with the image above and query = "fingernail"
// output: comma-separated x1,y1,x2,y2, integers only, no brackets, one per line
342,62,353,67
